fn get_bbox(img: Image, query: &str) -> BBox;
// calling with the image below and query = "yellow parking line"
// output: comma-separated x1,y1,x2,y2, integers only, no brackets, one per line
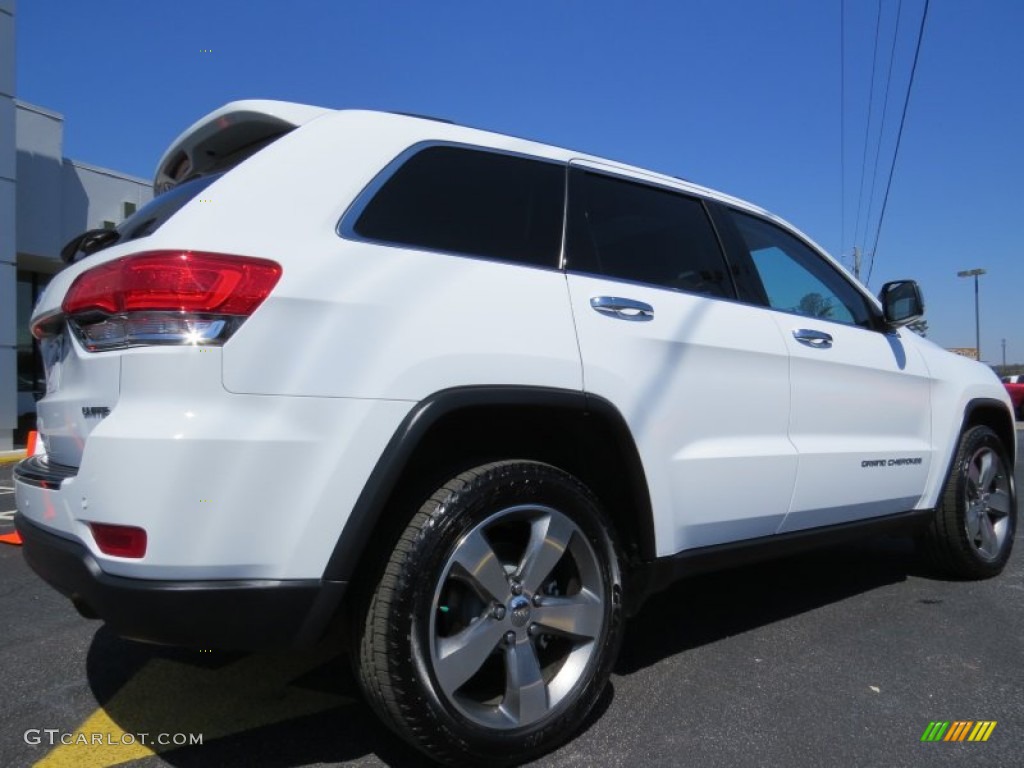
35,646,351,767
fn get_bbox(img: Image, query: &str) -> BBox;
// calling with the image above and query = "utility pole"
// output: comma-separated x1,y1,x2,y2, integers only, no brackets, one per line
1002,338,1007,368
852,246,861,280
957,268,986,362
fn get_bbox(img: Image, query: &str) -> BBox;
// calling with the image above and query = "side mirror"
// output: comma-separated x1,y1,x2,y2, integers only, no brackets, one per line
879,280,925,328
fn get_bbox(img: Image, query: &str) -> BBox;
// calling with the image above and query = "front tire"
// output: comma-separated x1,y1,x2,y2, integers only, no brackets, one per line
354,460,624,765
923,425,1017,579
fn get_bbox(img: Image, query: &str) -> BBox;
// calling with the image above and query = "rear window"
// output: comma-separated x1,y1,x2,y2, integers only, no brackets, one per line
65,174,223,264
117,174,223,242
350,146,565,268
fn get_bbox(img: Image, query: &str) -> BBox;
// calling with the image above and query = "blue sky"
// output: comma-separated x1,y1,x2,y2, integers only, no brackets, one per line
15,1,1024,363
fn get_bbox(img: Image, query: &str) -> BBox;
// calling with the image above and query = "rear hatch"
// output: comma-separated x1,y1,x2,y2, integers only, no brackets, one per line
153,99,331,193
32,100,330,467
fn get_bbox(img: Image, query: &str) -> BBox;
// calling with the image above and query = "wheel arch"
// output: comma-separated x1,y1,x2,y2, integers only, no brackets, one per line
962,398,1017,465
921,399,1019,579
923,397,1018,515
322,386,655,589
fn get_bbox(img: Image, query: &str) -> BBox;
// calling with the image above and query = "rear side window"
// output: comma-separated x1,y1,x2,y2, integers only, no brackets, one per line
351,146,565,268
565,168,733,298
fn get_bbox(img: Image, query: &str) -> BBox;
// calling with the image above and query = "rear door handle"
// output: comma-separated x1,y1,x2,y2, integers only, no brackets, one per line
590,296,654,322
793,329,833,349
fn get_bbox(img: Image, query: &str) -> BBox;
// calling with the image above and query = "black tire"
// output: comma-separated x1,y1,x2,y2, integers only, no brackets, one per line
923,425,1017,579
353,460,624,766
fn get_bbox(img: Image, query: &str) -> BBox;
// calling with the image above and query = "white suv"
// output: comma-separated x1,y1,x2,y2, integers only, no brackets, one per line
15,101,1018,765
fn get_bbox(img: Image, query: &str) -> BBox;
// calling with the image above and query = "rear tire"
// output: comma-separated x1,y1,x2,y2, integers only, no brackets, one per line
353,460,624,765
923,425,1017,579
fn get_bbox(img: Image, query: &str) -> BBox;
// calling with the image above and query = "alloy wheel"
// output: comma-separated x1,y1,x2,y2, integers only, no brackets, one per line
963,445,1013,561
428,504,605,730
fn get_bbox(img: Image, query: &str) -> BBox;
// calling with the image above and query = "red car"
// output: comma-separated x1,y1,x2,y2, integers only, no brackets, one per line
1001,376,1024,419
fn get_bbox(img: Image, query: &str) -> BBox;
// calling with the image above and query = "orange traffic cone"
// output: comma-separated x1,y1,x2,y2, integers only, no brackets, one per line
0,432,33,545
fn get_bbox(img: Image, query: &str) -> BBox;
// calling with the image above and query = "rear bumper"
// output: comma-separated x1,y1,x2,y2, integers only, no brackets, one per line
15,514,347,650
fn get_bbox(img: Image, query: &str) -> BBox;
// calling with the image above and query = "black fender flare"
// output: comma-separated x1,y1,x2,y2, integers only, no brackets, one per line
321,385,654,585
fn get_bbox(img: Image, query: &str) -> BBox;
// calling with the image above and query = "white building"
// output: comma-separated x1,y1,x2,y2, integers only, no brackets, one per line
1,0,151,449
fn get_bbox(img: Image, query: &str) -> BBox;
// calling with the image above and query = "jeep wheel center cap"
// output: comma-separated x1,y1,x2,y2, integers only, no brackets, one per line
509,595,531,627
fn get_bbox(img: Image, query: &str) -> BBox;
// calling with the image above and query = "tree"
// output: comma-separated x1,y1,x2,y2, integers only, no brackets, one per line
796,292,834,319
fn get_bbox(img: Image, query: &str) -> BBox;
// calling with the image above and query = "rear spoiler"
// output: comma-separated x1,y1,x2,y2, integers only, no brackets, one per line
153,100,332,195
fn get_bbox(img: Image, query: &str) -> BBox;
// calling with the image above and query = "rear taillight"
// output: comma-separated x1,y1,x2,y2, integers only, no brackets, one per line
57,251,281,351
89,523,148,558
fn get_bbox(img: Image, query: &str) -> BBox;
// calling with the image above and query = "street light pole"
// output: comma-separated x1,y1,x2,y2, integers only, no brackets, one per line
957,268,987,361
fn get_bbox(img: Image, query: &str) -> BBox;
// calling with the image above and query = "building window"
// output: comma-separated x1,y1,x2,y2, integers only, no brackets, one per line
16,270,53,399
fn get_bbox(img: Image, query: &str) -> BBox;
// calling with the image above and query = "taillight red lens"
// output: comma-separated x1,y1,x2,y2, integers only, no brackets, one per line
62,251,282,316
89,523,148,558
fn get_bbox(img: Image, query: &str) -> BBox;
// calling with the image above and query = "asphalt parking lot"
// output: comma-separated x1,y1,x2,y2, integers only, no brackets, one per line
1,440,1022,768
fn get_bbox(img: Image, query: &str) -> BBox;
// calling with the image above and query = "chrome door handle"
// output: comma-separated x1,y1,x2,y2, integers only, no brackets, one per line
590,296,654,322
793,329,833,349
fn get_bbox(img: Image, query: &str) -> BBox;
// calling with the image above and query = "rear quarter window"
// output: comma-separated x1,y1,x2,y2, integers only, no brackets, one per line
349,146,565,269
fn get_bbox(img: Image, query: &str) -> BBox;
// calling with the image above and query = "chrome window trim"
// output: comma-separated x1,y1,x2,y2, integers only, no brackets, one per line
566,157,722,201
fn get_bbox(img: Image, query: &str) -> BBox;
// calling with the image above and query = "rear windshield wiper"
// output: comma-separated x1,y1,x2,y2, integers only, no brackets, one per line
60,228,121,264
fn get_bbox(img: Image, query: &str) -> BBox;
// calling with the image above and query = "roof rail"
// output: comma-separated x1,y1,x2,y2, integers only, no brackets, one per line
385,111,455,125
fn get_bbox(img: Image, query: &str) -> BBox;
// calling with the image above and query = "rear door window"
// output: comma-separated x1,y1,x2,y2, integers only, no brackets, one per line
565,168,734,298
350,146,565,268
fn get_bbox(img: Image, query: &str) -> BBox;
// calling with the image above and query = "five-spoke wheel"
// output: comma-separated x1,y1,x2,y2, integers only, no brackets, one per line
354,461,623,765
962,444,1013,561
429,504,605,729
924,425,1017,579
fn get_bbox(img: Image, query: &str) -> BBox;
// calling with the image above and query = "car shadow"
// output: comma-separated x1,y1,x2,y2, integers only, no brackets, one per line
616,534,926,675
83,628,431,767
79,535,926,767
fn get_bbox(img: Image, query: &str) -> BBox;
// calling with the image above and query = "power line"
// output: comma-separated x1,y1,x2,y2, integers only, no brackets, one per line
866,0,930,286
862,0,903,255
852,0,883,258
840,0,846,263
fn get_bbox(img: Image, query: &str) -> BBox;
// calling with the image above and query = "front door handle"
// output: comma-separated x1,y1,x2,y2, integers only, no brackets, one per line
590,296,654,322
793,329,833,349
